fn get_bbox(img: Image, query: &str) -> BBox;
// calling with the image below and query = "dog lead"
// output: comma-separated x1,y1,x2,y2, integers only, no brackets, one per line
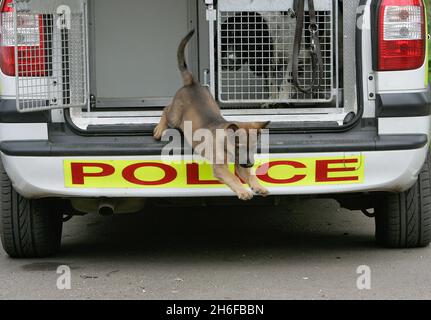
292,0,325,94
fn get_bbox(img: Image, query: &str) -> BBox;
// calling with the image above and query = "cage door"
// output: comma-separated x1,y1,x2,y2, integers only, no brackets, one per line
12,0,88,113
215,0,336,105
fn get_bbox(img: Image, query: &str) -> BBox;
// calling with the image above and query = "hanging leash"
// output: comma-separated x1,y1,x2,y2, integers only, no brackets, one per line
292,0,324,94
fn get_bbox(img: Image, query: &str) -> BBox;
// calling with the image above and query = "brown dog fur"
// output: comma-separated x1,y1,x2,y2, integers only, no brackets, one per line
154,30,270,200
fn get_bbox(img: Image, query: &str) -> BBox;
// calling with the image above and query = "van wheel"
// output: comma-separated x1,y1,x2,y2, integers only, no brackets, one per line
375,155,431,248
0,163,62,258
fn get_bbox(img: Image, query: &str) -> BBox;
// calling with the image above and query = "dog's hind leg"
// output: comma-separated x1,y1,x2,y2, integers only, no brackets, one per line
153,104,171,140
236,165,269,197
213,164,254,201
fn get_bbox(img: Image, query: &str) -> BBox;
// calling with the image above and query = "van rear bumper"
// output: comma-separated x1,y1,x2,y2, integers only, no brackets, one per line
1,145,428,199
0,121,428,198
0,132,428,156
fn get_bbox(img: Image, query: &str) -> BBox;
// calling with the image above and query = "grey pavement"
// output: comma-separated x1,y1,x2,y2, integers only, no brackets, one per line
0,198,430,300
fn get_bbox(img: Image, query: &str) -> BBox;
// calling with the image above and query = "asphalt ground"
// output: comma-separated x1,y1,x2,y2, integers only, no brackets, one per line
0,198,430,300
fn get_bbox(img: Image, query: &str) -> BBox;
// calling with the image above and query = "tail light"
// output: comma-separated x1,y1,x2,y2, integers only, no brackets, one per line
378,0,426,71
0,0,48,76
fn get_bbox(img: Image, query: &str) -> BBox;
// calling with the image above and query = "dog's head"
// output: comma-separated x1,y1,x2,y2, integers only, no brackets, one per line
223,121,270,168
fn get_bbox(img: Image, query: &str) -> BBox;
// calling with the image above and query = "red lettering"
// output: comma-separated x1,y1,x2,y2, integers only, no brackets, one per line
256,161,307,184
122,162,177,186
71,163,115,185
315,159,359,182
186,163,222,185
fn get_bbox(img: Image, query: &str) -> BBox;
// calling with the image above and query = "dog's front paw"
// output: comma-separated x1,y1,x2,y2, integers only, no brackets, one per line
237,189,254,201
153,124,166,140
252,185,269,197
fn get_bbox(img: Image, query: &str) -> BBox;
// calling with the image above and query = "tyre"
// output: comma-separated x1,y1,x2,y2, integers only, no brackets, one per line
0,162,63,258
375,154,431,248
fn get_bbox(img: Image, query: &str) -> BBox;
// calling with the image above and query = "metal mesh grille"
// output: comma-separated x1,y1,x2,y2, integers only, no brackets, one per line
12,10,87,112
218,9,334,104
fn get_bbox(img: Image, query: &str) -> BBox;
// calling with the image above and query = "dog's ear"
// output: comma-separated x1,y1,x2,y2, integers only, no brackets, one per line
257,121,271,130
237,121,271,131
224,122,240,132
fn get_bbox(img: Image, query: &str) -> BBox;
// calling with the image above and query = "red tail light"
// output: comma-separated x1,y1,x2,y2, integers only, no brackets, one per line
0,0,48,76
378,0,426,71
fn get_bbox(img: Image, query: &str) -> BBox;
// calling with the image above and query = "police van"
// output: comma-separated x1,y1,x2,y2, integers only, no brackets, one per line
0,0,430,257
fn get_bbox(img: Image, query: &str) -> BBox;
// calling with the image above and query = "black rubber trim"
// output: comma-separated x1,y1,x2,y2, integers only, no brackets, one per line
377,91,431,118
371,0,381,71
0,134,427,156
86,123,156,135
0,99,51,123
84,121,342,135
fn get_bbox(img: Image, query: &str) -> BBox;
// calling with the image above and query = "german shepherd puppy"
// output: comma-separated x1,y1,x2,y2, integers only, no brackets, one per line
154,30,270,201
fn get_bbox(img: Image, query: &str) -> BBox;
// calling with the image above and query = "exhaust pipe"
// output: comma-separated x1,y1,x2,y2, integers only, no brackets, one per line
71,198,146,216
98,200,115,216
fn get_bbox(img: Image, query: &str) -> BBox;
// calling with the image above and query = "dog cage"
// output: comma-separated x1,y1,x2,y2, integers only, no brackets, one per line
7,0,358,122
209,0,338,106
9,0,88,113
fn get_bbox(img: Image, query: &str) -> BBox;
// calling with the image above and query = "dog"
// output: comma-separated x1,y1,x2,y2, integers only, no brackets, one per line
153,30,270,201
259,11,298,99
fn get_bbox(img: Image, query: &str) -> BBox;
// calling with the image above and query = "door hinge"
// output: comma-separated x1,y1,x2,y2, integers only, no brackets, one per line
90,94,97,109
367,73,376,101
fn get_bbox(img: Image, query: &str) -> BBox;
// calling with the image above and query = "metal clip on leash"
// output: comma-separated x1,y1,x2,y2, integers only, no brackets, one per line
292,0,324,94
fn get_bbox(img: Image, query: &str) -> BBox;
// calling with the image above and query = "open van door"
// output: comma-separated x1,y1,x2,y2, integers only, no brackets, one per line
6,0,88,112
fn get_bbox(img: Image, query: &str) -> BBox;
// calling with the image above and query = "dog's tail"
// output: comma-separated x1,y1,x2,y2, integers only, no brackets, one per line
177,29,195,86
